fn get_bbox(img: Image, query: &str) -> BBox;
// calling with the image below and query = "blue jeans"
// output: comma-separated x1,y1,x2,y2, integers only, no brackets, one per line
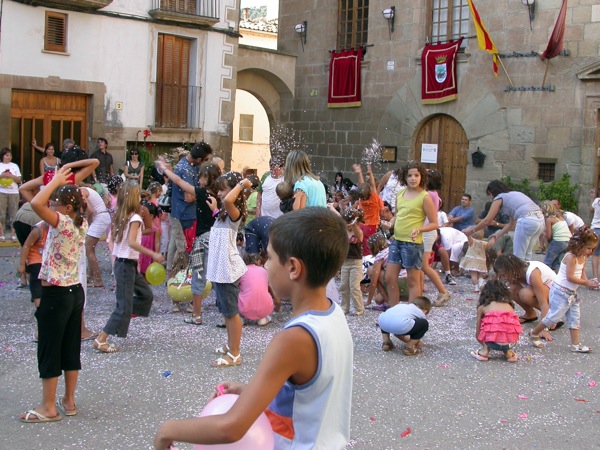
514,216,544,261
542,284,580,329
543,240,568,271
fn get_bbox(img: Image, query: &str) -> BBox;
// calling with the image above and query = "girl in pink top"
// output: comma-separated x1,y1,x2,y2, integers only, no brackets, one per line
238,253,277,325
472,280,523,363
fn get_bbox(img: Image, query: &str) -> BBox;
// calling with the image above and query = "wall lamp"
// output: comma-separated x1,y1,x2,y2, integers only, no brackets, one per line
294,21,307,51
382,6,395,39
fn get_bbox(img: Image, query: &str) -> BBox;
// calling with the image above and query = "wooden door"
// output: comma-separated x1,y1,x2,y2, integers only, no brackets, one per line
10,90,88,180
414,114,468,211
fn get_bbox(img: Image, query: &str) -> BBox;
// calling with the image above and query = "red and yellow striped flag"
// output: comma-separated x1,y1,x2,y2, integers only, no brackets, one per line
467,0,499,77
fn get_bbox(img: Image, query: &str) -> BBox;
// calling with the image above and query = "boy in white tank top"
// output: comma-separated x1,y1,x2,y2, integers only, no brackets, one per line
155,208,353,449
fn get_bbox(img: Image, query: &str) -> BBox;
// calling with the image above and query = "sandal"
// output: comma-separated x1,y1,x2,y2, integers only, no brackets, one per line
57,396,77,416
505,351,518,363
19,409,62,423
93,339,118,353
184,315,203,325
529,331,545,348
470,350,489,361
403,346,422,356
210,352,242,367
382,341,394,352
569,344,591,353
215,343,230,355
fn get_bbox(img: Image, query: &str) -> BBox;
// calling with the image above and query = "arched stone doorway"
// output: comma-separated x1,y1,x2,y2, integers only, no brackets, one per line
234,47,295,175
414,114,468,210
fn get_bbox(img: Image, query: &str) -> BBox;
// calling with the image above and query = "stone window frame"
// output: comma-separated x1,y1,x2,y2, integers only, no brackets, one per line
537,161,556,183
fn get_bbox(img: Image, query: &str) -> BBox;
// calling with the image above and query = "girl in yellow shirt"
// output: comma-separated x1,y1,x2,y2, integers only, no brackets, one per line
384,161,438,305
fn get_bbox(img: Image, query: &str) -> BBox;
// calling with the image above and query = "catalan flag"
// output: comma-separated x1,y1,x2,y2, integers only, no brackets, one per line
467,0,499,77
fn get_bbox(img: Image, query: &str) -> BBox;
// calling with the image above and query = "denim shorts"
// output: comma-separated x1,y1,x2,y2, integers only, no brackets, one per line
214,280,240,318
542,284,580,329
387,240,423,269
486,342,516,352
594,228,600,256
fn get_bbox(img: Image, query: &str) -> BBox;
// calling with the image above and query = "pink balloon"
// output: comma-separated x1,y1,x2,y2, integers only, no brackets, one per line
193,394,274,450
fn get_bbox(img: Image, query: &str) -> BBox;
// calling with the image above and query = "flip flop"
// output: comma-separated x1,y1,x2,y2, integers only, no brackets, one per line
519,316,537,324
470,350,489,361
19,409,62,423
552,321,565,331
57,397,77,416
81,332,99,341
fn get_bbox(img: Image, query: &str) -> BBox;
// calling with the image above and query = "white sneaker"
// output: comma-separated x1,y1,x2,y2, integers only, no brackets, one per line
257,315,272,326
185,303,194,313
171,303,181,313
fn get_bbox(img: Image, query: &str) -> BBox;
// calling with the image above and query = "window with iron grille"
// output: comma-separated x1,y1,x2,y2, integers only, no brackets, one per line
338,0,369,50
538,163,556,183
239,114,254,141
155,34,191,128
427,0,469,47
45,11,67,53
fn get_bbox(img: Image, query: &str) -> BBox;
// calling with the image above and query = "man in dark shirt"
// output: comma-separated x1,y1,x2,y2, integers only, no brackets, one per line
90,138,114,184
167,142,213,303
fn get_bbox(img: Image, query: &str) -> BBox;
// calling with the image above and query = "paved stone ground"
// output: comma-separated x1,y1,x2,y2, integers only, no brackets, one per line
1,242,599,449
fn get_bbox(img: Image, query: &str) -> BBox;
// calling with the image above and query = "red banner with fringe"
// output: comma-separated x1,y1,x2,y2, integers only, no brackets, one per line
421,38,463,105
328,48,362,108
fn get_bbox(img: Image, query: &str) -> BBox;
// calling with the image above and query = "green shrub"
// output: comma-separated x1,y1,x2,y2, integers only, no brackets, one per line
537,173,578,212
501,176,535,200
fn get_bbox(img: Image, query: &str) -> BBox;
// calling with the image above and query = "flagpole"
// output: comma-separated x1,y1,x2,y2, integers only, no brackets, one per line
541,58,550,86
497,55,514,87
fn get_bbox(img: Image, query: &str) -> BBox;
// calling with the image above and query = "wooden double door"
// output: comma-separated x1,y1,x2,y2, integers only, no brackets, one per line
10,90,88,181
414,114,468,211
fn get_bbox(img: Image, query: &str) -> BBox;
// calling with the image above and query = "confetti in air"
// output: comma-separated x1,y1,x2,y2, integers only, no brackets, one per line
269,124,307,164
362,138,382,169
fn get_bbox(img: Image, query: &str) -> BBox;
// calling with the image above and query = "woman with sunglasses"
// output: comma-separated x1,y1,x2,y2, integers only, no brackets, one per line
124,149,144,184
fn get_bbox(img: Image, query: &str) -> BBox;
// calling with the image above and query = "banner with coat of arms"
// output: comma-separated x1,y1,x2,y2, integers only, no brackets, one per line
421,37,463,105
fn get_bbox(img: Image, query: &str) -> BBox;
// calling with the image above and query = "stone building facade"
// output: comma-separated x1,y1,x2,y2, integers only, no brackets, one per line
276,0,600,217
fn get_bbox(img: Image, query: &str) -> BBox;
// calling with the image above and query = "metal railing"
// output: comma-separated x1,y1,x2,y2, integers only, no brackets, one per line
151,0,219,19
152,82,201,129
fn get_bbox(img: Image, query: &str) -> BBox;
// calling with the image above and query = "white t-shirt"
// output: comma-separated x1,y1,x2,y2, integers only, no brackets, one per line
112,214,143,260
592,198,600,229
259,174,284,219
0,162,21,194
562,211,584,230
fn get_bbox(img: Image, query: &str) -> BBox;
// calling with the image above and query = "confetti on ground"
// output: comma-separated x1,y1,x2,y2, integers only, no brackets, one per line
518,395,528,400
401,427,411,438
589,381,597,387
575,398,589,403
438,363,450,368
519,413,528,419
